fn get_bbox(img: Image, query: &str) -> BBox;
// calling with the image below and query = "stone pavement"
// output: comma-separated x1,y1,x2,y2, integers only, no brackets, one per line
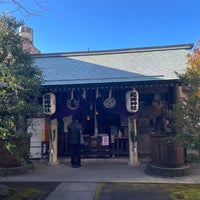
0,158,200,200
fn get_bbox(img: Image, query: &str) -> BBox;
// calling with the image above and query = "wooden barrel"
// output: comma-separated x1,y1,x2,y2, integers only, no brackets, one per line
150,134,185,167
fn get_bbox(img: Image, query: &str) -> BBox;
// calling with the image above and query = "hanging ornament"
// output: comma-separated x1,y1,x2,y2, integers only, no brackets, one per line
89,101,93,111
70,89,74,100
96,87,101,99
67,89,80,110
67,99,80,110
82,88,86,99
103,87,116,108
109,88,112,98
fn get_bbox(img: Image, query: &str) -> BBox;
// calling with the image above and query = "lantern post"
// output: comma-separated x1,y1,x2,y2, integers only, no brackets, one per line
43,93,58,165
126,89,140,165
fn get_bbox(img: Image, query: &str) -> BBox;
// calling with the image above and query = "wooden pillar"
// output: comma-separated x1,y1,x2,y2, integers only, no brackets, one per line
174,86,185,103
94,103,98,137
49,118,59,165
128,115,139,165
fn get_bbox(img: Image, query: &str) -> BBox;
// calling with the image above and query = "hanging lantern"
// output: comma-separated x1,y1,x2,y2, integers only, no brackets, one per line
43,93,56,115
86,115,91,120
126,89,139,113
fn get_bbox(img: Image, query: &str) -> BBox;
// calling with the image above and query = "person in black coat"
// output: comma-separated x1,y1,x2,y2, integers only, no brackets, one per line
68,115,82,168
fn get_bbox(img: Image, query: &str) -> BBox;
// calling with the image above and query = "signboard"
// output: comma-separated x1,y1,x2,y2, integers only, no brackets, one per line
102,136,109,146
27,118,45,158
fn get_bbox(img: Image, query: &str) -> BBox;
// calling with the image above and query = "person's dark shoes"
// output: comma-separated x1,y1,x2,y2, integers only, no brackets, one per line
71,164,76,168
75,164,81,168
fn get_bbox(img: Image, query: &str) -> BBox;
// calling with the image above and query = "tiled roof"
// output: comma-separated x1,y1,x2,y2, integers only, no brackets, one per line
33,44,193,86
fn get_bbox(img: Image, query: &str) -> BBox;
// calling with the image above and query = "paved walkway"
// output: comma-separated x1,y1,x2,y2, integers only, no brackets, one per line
0,158,200,200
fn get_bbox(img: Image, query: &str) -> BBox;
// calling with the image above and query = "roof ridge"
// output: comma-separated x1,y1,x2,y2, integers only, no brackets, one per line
33,43,193,58
44,74,165,83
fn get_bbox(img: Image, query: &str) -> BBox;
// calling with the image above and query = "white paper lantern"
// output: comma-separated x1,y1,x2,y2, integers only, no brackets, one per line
43,93,56,115
126,89,139,113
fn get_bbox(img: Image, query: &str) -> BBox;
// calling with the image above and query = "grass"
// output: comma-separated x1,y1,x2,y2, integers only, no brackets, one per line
0,182,60,200
2,182,200,200
169,184,200,200
6,187,44,200
93,183,106,200
94,183,200,200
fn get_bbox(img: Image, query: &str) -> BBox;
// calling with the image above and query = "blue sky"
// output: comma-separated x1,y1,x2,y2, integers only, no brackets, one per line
0,0,200,53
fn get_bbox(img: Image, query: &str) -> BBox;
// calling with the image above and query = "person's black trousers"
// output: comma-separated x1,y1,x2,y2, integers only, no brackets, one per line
70,144,81,166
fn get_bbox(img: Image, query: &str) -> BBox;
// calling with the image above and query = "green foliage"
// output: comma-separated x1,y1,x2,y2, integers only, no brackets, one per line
7,187,44,200
94,183,200,200
0,14,43,139
0,14,43,166
187,154,200,163
169,184,200,200
170,42,200,150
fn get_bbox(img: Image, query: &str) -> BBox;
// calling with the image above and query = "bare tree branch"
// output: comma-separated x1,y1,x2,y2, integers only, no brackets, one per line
0,0,47,16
